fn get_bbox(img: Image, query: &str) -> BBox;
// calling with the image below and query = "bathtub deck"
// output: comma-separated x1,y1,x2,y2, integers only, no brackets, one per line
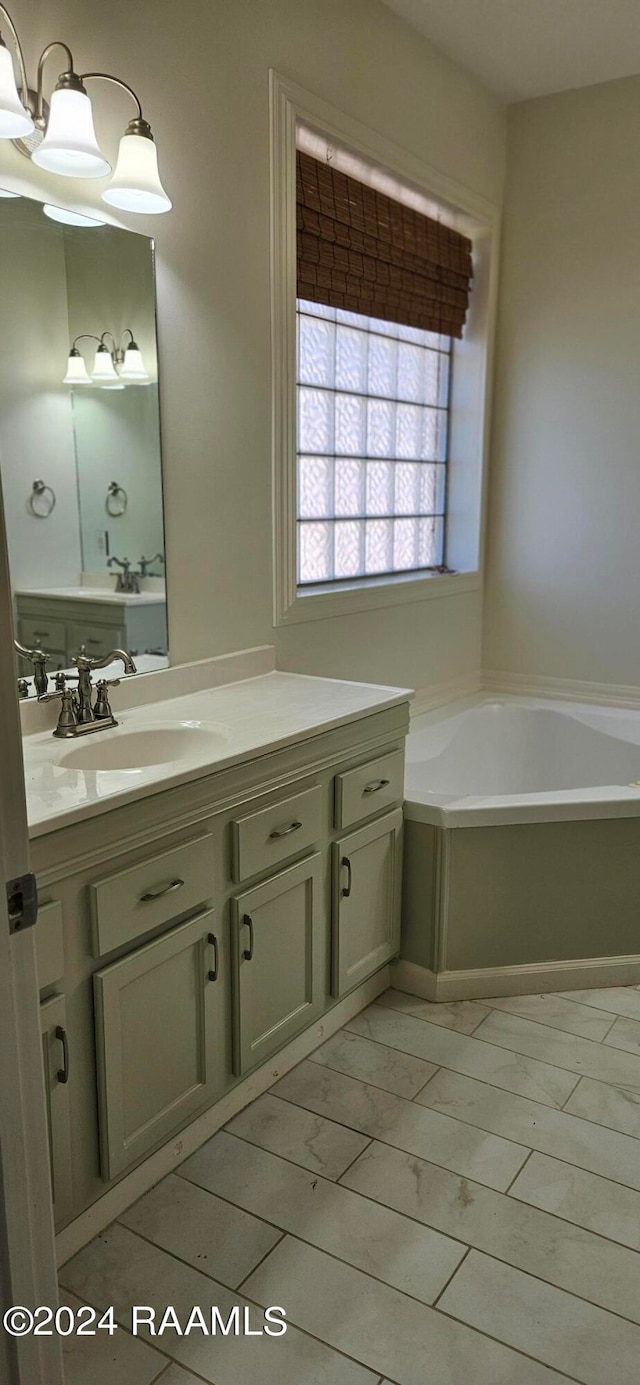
59,982,640,1385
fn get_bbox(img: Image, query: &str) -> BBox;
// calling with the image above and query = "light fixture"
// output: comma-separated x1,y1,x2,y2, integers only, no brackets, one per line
63,345,92,386
91,341,120,385
64,330,150,388
0,185,19,196
0,28,33,137
101,120,171,214
117,329,149,382
43,202,105,227
0,7,172,213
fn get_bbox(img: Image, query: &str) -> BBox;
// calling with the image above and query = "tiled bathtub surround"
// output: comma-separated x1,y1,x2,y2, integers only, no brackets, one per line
60,982,640,1385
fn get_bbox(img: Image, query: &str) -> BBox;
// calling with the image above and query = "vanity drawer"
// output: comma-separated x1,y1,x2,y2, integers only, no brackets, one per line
334,748,404,829
68,623,125,660
89,833,214,956
35,901,64,990
232,785,323,882
20,616,66,650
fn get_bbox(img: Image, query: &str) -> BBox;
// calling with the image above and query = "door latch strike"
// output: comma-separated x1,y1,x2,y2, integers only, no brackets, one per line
6,873,38,935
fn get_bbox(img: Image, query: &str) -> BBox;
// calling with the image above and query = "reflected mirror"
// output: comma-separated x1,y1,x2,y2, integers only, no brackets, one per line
0,191,168,696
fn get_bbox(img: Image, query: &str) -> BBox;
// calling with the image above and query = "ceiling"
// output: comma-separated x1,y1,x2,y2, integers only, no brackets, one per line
381,0,640,102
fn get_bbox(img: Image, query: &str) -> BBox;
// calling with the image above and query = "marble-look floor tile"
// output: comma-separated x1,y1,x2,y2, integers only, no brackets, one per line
60,1223,376,1385
347,1004,578,1107
416,1068,640,1190
120,1174,282,1289
380,988,491,1033
603,1014,640,1056
564,1076,640,1137
309,1027,437,1098
473,1008,640,1090
155,1369,208,1385
179,1131,465,1304
341,1140,640,1323
225,1092,370,1179
273,1061,529,1191
59,1291,166,1385
483,992,616,1040
244,1235,575,1385
557,987,640,1021
440,1249,640,1385
510,1151,640,1252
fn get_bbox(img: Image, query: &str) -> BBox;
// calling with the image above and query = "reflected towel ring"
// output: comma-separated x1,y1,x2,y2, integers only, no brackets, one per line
28,480,56,518
106,481,128,517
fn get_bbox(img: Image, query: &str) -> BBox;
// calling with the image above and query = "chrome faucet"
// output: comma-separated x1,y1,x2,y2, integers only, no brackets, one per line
107,555,140,594
39,649,137,738
14,639,50,697
138,552,165,579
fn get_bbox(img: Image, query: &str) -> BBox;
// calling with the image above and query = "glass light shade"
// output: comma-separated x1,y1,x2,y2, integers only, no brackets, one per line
119,344,149,381
100,382,125,390
0,44,34,138
32,88,110,178
63,349,91,386
102,133,171,214
91,345,119,383
44,203,105,227
0,187,20,197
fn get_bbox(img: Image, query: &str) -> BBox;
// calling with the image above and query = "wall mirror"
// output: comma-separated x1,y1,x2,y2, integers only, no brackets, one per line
0,190,168,696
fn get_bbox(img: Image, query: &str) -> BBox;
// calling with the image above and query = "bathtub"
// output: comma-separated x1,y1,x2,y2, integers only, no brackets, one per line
405,695,640,827
400,695,640,998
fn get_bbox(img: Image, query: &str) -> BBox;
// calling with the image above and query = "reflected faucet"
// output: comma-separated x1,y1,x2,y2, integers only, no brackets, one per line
107,555,140,594
14,639,49,697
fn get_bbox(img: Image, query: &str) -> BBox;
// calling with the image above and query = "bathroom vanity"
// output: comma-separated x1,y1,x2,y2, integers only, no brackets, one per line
25,662,409,1240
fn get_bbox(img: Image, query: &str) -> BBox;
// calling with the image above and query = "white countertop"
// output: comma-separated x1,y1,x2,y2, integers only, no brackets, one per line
15,585,166,608
23,670,411,838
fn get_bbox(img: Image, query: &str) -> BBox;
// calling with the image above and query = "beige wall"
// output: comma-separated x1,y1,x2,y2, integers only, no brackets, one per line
485,76,640,687
0,0,505,690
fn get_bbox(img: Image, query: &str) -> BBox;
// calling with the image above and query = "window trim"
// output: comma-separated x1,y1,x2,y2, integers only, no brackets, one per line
269,69,501,627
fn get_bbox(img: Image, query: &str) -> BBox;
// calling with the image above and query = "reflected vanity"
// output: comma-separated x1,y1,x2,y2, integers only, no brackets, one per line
0,190,168,695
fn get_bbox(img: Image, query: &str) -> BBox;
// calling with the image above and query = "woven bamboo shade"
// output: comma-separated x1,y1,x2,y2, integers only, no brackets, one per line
296,150,473,338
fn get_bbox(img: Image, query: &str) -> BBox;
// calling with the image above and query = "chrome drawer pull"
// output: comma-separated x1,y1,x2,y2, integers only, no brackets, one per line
269,820,302,840
139,877,185,903
341,856,352,899
363,778,390,795
207,932,219,983
55,1025,70,1085
243,913,254,961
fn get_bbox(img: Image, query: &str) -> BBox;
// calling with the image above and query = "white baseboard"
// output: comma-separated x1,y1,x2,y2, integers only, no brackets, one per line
391,955,640,1003
410,671,483,718
56,967,389,1268
483,669,640,711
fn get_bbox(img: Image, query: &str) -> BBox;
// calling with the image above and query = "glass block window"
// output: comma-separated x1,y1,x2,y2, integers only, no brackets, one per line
296,301,451,586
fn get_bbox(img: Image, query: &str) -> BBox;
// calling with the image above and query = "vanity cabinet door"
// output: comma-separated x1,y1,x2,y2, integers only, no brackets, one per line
40,995,74,1227
332,809,403,998
94,909,226,1181
232,854,323,1075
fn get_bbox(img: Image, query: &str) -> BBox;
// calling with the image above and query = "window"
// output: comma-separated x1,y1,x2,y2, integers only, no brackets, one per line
270,72,500,626
297,300,451,585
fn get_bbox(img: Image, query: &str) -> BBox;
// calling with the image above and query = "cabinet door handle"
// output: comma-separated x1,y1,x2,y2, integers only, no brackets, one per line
139,878,185,903
207,932,219,982
55,1025,70,1085
363,778,390,795
242,913,254,961
341,856,352,899
269,820,302,840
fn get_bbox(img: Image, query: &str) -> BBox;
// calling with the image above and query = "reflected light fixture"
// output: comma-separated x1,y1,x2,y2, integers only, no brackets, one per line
0,184,19,196
0,5,171,213
43,202,106,227
64,330,150,389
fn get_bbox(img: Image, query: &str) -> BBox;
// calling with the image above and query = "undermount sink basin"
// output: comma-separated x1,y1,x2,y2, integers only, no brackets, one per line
58,723,230,772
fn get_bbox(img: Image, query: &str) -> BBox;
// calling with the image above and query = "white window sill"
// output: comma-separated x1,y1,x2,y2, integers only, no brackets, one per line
276,569,481,625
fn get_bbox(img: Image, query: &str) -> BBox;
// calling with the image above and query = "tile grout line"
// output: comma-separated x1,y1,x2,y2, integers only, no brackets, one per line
430,1244,471,1308
55,1281,176,1378
504,1146,534,1193
560,1071,584,1110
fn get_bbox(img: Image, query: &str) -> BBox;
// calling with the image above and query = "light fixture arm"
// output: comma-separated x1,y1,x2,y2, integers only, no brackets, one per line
35,40,76,126
0,3,29,112
71,333,102,350
79,72,149,135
